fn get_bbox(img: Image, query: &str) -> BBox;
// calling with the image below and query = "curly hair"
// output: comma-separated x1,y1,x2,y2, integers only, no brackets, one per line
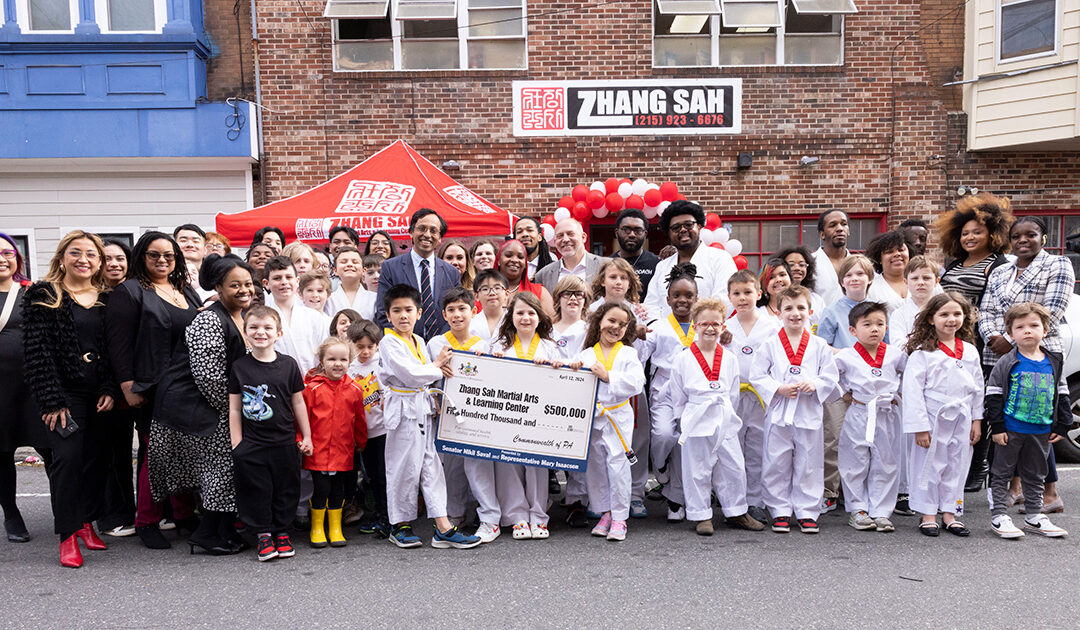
864,230,909,274
933,193,1014,260
903,291,977,354
591,257,642,303
583,301,638,348
776,246,816,292
659,200,705,233
495,291,554,352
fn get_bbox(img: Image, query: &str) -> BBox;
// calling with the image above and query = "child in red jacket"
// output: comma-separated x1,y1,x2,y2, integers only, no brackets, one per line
303,337,367,548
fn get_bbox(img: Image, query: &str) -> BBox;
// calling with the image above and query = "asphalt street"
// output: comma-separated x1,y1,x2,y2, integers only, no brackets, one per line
2,464,1079,629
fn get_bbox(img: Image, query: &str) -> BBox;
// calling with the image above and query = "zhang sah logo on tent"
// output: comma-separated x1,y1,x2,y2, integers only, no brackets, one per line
334,181,416,215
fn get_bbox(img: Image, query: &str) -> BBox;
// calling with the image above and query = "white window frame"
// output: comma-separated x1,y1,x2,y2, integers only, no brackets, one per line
331,0,527,72
656,0,721,14
90,227,142,249
790,0,856,14
323,0,390,18
996,0,1059,65
719,0,784,28
394,0,458,20
3,228,39,281
15,0,79,33
652,1,844,68
92,0,166,33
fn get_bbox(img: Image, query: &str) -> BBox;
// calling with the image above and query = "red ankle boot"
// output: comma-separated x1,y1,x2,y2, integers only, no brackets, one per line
76,523,107,550
60,534,83,568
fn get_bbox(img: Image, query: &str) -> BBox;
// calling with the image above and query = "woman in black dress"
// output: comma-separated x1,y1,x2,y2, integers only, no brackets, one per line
150,254,254,554
0,232,46,543
22,230,116,568
105,232,202,549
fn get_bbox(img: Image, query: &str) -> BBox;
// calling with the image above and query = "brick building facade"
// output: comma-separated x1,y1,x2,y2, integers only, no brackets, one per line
246,0,1080,264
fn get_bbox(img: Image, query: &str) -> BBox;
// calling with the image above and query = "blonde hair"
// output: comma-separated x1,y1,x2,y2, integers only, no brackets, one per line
316,336,355,373
837,254,875,295
590,257,642,303
38,230,108,308
691,297,727,322
282,242,317,267
552,275,590,323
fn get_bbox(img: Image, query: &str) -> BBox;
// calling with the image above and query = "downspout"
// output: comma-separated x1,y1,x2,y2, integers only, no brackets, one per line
250,0,266,206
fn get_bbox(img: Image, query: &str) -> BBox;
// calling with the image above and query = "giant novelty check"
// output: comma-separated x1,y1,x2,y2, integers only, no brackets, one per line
435,352,599,471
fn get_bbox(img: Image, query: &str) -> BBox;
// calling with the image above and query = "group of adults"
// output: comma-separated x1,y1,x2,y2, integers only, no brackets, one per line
0,190,1074,567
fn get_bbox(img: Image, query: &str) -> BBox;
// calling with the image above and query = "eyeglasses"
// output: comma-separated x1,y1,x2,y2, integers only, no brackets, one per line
66,249,98,260
0,249,17,260
477,286,506,295
206,244,226,254
695,321,723,330
560,291,586,300
146,251,176,262
668,221,698,234
618,227,646,236
786,261,808,269
412,226,441,236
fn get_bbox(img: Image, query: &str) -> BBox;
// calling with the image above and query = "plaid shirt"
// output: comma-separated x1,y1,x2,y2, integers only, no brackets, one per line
978,249,1075,367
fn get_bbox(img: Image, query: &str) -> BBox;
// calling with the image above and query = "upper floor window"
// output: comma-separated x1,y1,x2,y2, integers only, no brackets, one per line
653,0,854,68
327,0,527,71
21,0,77,32
999,0,1057,61
17,0,165,33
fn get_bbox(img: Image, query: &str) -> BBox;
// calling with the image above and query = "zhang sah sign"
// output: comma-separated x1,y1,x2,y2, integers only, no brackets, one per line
513,79,741,137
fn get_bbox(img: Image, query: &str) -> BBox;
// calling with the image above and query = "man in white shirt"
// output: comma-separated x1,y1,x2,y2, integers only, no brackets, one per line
644,201,737,320
533,218,608,293
263,255,330,375
810,210,850,305
514,216,554,281
174,224,217,302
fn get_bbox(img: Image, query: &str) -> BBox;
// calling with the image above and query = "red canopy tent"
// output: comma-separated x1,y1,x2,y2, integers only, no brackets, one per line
216,140,514,245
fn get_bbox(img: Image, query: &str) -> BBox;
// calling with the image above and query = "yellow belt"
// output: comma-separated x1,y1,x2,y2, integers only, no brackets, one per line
599,399,631,414
740,383,765,411
389,386,420,394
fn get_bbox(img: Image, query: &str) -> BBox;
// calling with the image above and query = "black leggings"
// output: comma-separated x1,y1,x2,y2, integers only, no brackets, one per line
311,471,346,510
39,387,108,538
0,452,17,518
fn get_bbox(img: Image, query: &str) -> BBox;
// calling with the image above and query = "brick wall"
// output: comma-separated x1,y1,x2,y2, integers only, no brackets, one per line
249,0,1075,240
205,0,256,102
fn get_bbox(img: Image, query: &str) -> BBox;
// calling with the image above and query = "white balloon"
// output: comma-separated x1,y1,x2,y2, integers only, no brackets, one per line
617,182,633,199
590,181,606,192
658,201,671,213
643,204,659,219
554,207,571,222
646,183,660,191
542,223,555,242
725,239,743,257
714,227,730,244
592,205,609,218
631,178,649,197
700,229,715,246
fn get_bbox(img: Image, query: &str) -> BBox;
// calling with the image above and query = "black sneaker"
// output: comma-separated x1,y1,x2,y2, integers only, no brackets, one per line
548,470,562,495
257,534,278,562
894,494,915,516
798,518,820,534
356,519,378,535
274,533,295,558
566,501,588,528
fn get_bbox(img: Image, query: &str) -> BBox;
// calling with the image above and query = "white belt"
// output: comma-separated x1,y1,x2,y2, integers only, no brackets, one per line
915,391,971,492
851,395,897,442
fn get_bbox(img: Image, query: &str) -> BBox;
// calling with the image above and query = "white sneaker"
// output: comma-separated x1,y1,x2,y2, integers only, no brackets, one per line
474,522,500,544
991,515,1025,539
1023,513,1068,538
103,524,136,537
874,517,895,533
666,505,686,522
848,511,875,530
530,523,549,539
158,519,176,531
511,521,532,539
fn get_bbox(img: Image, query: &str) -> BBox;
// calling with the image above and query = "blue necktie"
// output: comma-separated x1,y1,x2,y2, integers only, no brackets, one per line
420,258,436,337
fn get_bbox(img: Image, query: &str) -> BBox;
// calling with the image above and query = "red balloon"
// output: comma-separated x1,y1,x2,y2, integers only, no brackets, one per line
604,178,620,194
732,254,749,270
542,214,556,227
709,242,725,249
675,194,687,201
659,181,679,202
643,189,663,208
572,185,590,203
625,194,645,210
605,193,624,213
705,213,722,230
572,202,591,222
558,196,574,209
586,190,606,210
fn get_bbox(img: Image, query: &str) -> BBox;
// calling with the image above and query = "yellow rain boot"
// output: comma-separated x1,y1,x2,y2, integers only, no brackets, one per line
327,507,347,548
309,508,328,548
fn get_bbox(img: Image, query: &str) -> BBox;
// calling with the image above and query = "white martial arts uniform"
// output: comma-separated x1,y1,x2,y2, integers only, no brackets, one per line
490,336,559,527
867,274,943,315
267,298,331,375
811,248,845,305
328,286,377,321
887,297,922,494
644,244,736,319
669,343,747,520
552,320,589,506
575,343,646,521
380,329,448,525
639,315,695,506
902,342,983,517
751,330,838,520
834,344,906,518
469,313,504,346
427,332,488,523
723,314,780,509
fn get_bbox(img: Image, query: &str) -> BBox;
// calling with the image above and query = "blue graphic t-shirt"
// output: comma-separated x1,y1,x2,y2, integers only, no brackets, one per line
227,353,305,446
1004,353,1055,434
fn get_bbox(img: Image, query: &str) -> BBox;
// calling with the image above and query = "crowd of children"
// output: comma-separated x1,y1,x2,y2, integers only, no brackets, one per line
224,248,1070,562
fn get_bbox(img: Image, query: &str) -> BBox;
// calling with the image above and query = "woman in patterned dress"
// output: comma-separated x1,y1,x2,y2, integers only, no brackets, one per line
149,254,253,555
935,193,1014,311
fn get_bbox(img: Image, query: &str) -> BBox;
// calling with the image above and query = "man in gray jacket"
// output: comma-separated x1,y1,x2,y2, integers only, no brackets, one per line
533,218,608,294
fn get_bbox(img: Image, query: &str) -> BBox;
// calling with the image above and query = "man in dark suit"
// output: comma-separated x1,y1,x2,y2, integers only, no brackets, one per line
374,208,460,339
